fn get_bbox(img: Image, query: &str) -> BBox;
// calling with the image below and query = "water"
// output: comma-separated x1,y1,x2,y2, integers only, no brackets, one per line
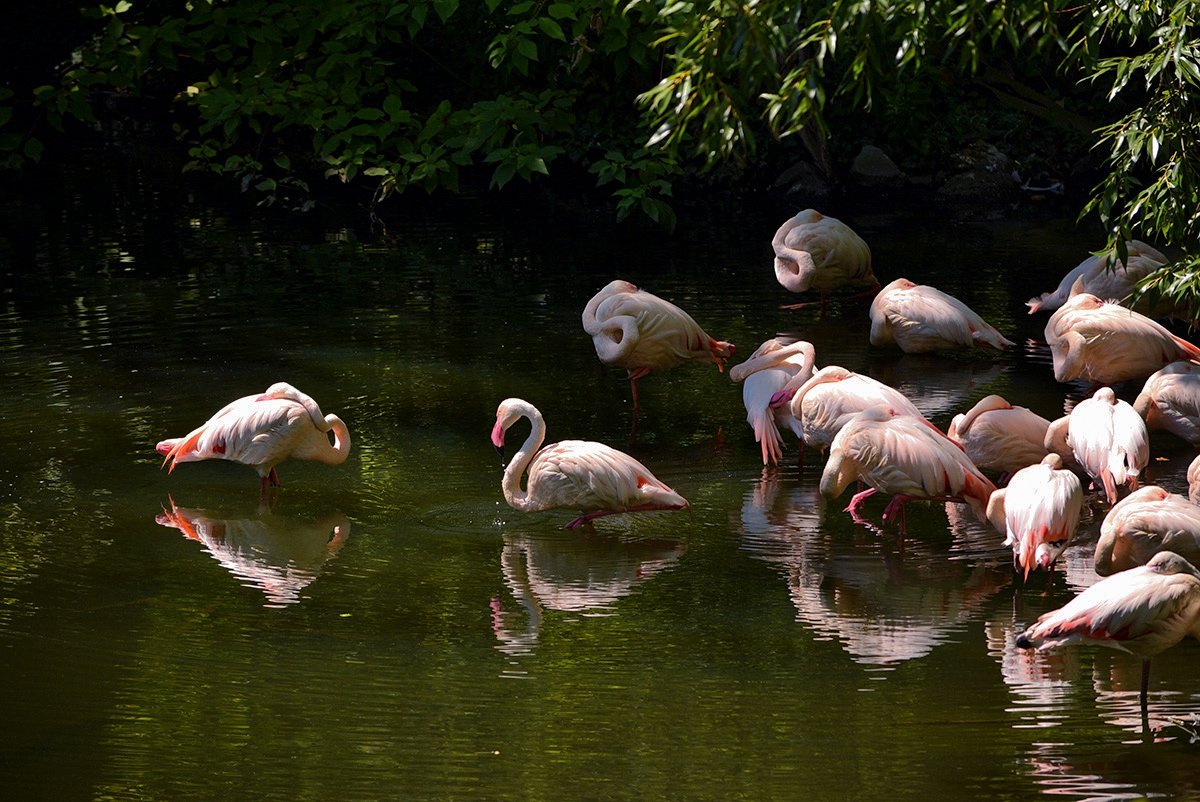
3,147,1200,801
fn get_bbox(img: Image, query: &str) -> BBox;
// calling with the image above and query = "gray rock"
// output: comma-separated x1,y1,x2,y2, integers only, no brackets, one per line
937,142,1017,199
849,145,903,187
774,160,832,200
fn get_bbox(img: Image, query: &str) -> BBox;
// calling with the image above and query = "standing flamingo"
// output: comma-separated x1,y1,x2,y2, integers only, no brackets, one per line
157,382,351,499
729,338,816,465
1132,361,1200,446
1094,486,1200,576
819,405,997,532
869,278,1014,353
779,365,928,455
948,395,1051,479
1052,386,1149,504
1015,550,1200,710
985,453,1083,581
582,280,734,415
1027,240,1169,315
1044,283,1200,385
491,398,689,528
771,209,877,312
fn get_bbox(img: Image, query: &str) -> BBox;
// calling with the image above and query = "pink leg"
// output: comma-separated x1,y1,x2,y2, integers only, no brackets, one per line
844,487,878,515
564,502,688,529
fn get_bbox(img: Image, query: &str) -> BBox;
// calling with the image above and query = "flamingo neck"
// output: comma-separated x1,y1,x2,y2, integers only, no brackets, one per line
590,316,639,365
501,410,546,512
774,251,815,293
316,415,352,465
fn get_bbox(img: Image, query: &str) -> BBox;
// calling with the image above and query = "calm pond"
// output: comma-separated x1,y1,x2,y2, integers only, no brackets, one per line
4,149,1200,801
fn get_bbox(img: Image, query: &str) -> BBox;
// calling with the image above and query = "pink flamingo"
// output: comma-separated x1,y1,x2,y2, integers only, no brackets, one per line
1048,386,1148,504
779,364,927,455
948,394,1051,479
729,338,816,465
491,398,689,529
819,405,996,532
1190,454,1200,506
1016,550,1200,709
1044,283,1200,385
1094,486,1200,576
157,382,351,499
1027,240,1169,315
985,453,1082,582
771,209,877,312
869,278,1014,353
582,280,734,414
1132,361,1200,446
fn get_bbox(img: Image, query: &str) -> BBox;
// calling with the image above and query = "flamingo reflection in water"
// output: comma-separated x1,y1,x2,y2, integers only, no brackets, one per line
740,472,1008,666
156,498,350,607
490,532,686,658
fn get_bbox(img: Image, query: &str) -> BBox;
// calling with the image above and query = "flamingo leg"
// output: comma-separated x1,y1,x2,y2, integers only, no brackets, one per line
1140,658,1151,712
564,502,688,530
844,487,879,516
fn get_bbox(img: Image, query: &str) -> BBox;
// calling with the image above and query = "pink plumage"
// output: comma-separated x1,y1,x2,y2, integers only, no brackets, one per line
157,382,351,498
491,398,688,529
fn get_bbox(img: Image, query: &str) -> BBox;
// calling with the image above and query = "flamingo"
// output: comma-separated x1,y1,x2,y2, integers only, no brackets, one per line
1190,454,1200,506
582,280,734,415
948,395,1051,479
1132,361,1200,446
1044,282,1200,386
771,209,877,312
1027,240,1169,315
1051,386,1149,504
157,382,351,498
491,398,689,529
728,338,816,465
778,364,928,455
1015,550,1200,710
819,405,997,532
1094,486,1200,576
869,278,1014,353
985,453,1083,581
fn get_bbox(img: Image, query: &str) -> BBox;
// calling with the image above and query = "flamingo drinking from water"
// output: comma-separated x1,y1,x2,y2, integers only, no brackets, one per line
1094,486,1200,576
819,405,996,532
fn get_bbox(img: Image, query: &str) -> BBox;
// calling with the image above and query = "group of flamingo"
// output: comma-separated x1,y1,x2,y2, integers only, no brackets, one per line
156,209,1200,714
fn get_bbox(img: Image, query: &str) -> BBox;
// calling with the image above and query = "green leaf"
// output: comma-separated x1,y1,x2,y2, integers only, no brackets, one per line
536,17,565,42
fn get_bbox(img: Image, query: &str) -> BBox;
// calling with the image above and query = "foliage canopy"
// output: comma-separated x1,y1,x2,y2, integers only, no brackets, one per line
2,0,1198,312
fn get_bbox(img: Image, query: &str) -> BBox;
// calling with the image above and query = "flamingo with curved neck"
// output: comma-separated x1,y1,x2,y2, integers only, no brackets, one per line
157,382,351,499
491,398,688,528
582,280,734,418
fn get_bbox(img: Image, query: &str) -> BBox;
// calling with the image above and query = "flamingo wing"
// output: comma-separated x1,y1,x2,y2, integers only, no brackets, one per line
527,440,687,513
1022,556,1200,656
163,397,304,474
